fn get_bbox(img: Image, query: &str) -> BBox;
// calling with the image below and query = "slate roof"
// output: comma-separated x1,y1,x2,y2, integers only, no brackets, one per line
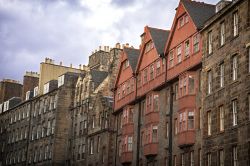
181,0,216,30
124,47,140,72
90,70,108,88
148,27,170,55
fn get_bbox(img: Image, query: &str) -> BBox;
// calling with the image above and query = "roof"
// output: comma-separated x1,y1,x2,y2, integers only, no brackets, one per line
148,27,170,55
90,70,109,88
181,0,216,30
124,47,140,72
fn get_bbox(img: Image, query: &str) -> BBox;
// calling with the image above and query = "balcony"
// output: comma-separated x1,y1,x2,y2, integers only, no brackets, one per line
121,151,133,164
178,95,196,110
143,143,158,156
178,130,195,148
122,123,134,135
144,111,159,125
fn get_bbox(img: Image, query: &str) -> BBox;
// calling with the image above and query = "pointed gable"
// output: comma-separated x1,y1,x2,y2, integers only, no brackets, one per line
124,47,140,72
181,0,215,30
148,27,170,55
90,70,108,88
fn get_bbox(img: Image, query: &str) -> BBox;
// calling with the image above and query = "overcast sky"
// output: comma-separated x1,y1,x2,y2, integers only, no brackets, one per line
0,0,217,81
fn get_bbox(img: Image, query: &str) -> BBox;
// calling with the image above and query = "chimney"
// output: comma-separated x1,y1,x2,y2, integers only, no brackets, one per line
79,64,82,69
115,43,121,49
99,46,102,51
107,46,110,51
60,61,62,66
126,43,129,48
216,0,231,13
70,64,73,68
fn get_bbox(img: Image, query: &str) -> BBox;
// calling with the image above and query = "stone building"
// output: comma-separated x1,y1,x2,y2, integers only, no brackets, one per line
0,79,23,103
201,0,250,165
69,45,123,166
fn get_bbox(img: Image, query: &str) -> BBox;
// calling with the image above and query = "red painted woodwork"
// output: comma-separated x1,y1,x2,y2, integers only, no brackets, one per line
121,151,133,163
143,143,158,156
137,72,165,97
144,111,159,125
178,130,195,147
178,95,196,110
115,91,136,111
122,123,134,135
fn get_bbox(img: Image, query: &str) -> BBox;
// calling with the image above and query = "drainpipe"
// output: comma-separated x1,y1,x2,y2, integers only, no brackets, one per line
113,88,118,165
134,73,141,166
168,85,174,166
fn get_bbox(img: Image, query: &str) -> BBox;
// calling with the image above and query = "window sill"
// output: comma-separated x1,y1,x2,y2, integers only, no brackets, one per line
231,34,239,41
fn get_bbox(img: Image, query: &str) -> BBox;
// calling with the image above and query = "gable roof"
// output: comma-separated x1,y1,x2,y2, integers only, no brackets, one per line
182,0,215,30
124,47,140,72
148,27,170,55
90,70,108,88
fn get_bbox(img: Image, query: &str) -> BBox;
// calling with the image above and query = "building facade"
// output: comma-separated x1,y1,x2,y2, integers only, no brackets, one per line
201,0,250,165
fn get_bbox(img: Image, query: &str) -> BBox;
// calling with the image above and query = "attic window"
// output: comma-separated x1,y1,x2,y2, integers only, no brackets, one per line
179,14,189,28
145,41,154,53
123,60,129,69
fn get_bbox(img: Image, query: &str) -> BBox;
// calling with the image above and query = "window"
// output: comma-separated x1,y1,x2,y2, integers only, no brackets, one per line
207,153,211,166
145,41,154,52
97,136,100,153
208,31,213,54
150,64,154,80
174,155,177,166
179,112,185,132
193,34,200,53
188,111,194,129
128,136,133,151
144,68,148,84
90,139,94,155
207,111,212,136
190,151,194,166
175,84,178,100
248,48,250,73
166,122,169,138
220,63,224,88
248,94,250,121
156,61,161,75
233,146,238,166
232,56,238,81
47,120,51,136
177,45,182,63
175,119,178,135
179,17,184,27
169,51,174,68
232,100,237,126
92,116,95,128
219,106,224,132
123,60,129,69
220,22,225,46
181,153,185,166
51,119,55,134
219,149,224,166
207,70,212,94
185,40,190,56
233,11,239,37
152,125,158,142
153,94,159,112
198,149,202,166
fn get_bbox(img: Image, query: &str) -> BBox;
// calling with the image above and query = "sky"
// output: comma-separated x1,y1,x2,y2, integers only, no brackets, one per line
0,0,218,81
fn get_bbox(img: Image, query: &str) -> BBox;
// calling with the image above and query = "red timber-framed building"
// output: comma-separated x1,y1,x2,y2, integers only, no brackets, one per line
163,0,215,165
113,26,170,166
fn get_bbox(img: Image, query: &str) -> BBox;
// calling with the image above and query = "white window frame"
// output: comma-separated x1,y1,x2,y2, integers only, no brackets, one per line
208,31,213,54
220,63,224,88
233,11,239,37
208,70,212,94
232,56,238,81
193,34,200,53
219,149,224,166
220,22,225,46
177,45,182,63
233,146,238,166
207,153,212,166
127,136,133,151
190,151,194,166
185,40,190,56
207,111,211,136
219,106,224,132
232,100,237,126
169,51,174,68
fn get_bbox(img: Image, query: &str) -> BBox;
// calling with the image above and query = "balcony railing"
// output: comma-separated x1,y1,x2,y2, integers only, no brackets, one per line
121,151,133,163
143,142,158,156
178,130,195,148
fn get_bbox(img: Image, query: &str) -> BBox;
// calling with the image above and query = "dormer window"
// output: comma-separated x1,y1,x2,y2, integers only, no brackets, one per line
58,75,65,87
145,41,154,53
179,14,188,28
123,60,129,70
